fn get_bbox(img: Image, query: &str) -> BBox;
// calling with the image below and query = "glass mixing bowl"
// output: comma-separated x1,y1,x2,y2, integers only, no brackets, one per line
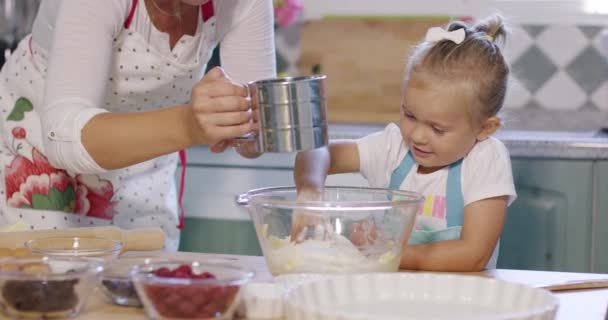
25,236,123,263
99,256,170,307
237,186,423,275
0,256,103,319
131,260,253,319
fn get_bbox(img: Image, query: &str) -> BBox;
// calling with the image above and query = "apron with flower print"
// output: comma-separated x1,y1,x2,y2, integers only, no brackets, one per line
0,0,217,250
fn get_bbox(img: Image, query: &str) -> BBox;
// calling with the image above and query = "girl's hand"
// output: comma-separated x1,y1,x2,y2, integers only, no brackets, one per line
186,67,258,148
349,217,379,247
289,188,332,243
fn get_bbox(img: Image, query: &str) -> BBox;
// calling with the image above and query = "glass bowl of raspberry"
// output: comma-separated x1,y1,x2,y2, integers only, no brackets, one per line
131,261,254,319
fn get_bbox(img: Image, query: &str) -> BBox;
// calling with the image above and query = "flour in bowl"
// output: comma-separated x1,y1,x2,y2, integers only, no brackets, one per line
259,225,399,275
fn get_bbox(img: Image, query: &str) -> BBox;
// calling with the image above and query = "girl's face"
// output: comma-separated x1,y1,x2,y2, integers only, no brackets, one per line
399,79,493,173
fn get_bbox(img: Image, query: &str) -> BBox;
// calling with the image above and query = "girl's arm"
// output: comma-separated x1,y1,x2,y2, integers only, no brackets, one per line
290,140,360,241
294,140,360,197
400,195,508,272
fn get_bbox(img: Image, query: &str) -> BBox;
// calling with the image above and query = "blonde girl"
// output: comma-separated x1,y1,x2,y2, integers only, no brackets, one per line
294,14,517,272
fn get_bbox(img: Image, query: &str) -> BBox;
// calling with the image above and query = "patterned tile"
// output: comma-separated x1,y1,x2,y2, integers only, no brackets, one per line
579,100,599,111
523,100,543,109
504,75,531,109
535,71,587,110
512,46,558,93
565,46,608,94
504,25,534,63
501,108,608,131
522,25,547,38
591,81,608,111
593,28,608,60
579,26,604,39
536,25,588,67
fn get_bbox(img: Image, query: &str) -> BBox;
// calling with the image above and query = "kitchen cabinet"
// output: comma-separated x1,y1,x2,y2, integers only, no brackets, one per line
177,146,601,273
594,161,608,273
497,159,594,273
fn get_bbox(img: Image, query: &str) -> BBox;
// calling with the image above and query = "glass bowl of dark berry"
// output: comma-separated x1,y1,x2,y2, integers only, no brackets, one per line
0,256,103,319
99,256,170,307
131,261,254,319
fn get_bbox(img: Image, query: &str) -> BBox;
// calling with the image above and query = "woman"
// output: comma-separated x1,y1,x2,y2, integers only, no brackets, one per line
0,0,276,250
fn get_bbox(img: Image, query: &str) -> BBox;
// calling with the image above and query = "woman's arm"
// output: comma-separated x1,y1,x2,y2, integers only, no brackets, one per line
42,1,254,172
212,0,276,155
82,68,254,169
217,0,276,84
400,195,508,272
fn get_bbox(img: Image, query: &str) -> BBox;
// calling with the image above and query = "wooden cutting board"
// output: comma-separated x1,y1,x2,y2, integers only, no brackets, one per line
298,17,454,124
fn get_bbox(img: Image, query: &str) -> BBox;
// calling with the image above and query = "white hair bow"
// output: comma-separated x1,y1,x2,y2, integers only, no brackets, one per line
425,27,466,44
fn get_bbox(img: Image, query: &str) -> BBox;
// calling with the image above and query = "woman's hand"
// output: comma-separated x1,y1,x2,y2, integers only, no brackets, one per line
233,135,261,158
186,67,258,149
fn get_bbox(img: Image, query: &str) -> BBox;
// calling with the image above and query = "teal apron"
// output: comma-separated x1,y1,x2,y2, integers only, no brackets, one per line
389,151,463,244
389,151,499,268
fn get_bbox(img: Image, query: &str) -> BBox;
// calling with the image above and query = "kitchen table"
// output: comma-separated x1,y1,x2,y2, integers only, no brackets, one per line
78,252,608,319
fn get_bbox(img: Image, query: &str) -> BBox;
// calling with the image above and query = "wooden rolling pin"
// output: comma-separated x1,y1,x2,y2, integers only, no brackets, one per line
0,226,165,252
537,279,608,292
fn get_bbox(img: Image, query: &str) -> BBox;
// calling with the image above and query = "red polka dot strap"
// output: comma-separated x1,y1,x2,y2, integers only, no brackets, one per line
124,0,138,29
201,1,215,22
177,149,187,230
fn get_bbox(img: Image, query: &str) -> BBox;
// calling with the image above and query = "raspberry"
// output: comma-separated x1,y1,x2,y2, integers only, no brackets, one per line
173,264,193,276
153,267,172,278
192,271,216,279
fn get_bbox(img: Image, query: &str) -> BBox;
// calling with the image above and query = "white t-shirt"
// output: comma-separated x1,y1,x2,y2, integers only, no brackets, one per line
357,123,517,231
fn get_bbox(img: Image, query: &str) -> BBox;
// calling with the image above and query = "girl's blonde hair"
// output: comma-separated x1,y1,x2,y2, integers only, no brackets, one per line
405,14,509,124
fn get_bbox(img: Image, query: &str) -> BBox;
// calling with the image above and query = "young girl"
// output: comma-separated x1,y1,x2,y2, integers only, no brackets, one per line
293,14,517,272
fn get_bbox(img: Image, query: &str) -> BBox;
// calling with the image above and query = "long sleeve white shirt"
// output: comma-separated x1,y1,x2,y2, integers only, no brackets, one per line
33,0,276,173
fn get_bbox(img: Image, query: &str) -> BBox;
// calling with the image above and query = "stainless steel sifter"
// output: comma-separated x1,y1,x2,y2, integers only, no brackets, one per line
238,75,328,154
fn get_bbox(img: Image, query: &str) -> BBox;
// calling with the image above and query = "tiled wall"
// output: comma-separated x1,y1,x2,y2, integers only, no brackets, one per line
276,22,608,131
503,24,608,130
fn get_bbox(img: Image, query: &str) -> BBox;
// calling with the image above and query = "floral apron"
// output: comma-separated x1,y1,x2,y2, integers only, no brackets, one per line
0,0,217,251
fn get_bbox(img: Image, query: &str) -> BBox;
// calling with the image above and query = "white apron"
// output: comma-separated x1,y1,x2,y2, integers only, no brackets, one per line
0,0,218,250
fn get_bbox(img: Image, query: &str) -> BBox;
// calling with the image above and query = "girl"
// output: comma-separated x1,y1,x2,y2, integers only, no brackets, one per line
294,14,517,272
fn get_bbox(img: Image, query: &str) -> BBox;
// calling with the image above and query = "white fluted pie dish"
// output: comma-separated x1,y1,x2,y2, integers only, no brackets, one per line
284,273,558,320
